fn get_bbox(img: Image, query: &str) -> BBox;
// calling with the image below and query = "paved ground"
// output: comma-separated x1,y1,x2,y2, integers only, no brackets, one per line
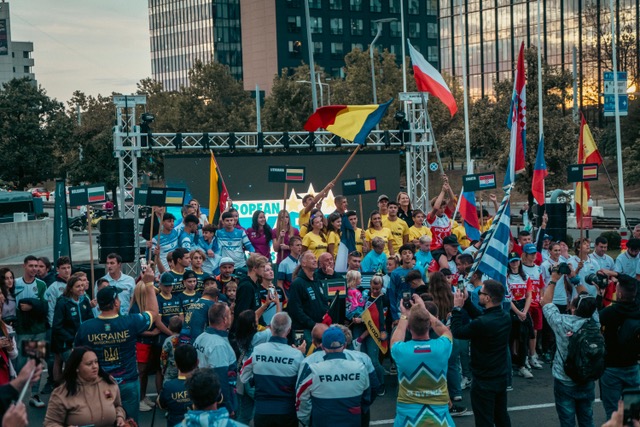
25,358,609,426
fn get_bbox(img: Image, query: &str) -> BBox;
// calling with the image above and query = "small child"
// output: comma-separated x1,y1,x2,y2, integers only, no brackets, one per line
224,280,238,311
345,270,369,351
160,316,183,383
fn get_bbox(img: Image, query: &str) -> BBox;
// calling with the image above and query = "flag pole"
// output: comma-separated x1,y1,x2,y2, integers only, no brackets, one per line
452,185,464,221
537,0,544,146
332,145,362,183
600,162,631,229
458,0,472,174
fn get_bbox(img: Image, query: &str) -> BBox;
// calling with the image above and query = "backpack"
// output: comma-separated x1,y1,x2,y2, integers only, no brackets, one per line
563,319,606,385
617,317,640,357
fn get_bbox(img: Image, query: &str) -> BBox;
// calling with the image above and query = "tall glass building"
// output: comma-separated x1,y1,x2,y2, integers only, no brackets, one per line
148,0,242,92
439,0,639,107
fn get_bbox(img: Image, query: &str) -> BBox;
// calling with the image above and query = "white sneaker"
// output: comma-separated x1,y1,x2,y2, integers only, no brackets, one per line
461,376,472,390
518,366,534,379
524,358,531,370
139,400,153,412
529,355,543,370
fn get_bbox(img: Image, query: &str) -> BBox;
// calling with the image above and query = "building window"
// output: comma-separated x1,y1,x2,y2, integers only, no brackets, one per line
350,0,362,11
370,0,382,12
331,42,344,58
288,16,302,32
389,0,400,13
427,22,438,39
329,0,342,9
352,42,364,51
23,51,30,59
332,67,346,78
331,18,343,35
409,22,420,37
426,0,437,15
390,21,401,37
408,0,419,14
428,45,439,62
289,40,303,54
286,0,300,7
310,17,323,34
24,66,30,73
314,41,324,54
351,19,363,36
309,0,322,8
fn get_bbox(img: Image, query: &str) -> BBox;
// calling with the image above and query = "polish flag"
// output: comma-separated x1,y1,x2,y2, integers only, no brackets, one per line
407,39,458,117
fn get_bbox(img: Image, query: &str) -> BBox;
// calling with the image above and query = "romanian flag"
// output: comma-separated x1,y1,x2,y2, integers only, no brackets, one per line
209,152,229,224
303,99,392,145
361,299,388,354
576,114,603,223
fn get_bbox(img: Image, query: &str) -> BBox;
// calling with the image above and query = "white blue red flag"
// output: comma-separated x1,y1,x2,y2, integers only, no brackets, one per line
532,134,548,205
459,191,481,241
504,41,527,186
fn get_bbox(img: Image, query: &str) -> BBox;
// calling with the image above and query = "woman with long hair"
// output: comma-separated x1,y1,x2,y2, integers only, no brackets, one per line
247,210,273,258
326,212,342,259
428,271,453,323
272,209,300,264
301,214,328,259
44,347,126,427
0,268,17,328
234,309,272,425
299,208,322,238
188,198,209,226
0,309,17,386
365,210,394,256
506,252,534,380
51,272,94,383
396,192,414,227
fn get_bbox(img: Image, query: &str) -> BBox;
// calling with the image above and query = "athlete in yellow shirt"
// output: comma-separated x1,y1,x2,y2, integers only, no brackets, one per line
382,202,409,254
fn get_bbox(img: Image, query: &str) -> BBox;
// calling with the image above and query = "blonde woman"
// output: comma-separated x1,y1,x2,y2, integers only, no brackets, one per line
189,199,209,226
272,209,300,264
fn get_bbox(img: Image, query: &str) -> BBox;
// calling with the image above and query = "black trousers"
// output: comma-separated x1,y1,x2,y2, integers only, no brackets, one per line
254,413,298,427
471,378,511,427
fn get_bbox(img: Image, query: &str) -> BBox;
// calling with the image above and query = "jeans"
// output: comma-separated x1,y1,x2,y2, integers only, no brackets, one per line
447,337,462,399
237,392,255,424
361,335,384,387
254,413,297,427
471,378,511,427
553,378,595,427
456,338,472,379
599,366,640,420
119,379,140,423
15,332,46,395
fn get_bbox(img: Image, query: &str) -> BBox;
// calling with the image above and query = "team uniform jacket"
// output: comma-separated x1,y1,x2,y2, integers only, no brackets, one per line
296,352,370,427
239,336,304,415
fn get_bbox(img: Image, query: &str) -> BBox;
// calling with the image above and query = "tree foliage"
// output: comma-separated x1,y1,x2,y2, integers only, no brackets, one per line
261,64,316,131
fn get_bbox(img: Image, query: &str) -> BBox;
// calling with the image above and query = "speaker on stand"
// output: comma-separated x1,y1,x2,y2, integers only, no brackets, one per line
98,218,136,263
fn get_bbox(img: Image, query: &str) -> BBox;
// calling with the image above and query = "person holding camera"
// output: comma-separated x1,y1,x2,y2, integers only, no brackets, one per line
597,272,640,420
541,242,575,313
569,238,600,297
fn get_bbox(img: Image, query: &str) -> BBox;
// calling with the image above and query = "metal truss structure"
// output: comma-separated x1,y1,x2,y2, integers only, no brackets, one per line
112,93,433,273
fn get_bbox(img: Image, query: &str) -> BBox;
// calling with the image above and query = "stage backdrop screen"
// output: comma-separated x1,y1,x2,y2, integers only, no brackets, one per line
163,151,401,229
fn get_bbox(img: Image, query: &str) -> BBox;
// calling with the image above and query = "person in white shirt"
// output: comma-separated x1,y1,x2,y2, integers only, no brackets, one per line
615,238,640,276
102,253,136,315
589,236,614,271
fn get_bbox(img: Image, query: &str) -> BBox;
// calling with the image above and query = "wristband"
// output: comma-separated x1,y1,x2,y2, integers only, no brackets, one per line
549,281,557,285
400,315,408,320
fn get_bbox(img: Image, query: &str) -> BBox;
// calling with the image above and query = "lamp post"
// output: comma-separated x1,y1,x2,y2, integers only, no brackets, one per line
296,79,330,106
370,18,397,104
304,0,318,111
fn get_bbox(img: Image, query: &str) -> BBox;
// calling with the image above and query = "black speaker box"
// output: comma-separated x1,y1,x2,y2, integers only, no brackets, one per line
98,219,136,263
541,203,567,242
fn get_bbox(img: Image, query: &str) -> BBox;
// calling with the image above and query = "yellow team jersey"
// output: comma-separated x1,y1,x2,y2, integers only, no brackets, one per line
327,230,341,258
302,232,328,259
451,220,471,248
365,227,393,255
480,216,494,233
382,217,410,253
299,223,310,238
380,213,389,222
409,225,433,243
354,227,365,253
299,208,311,229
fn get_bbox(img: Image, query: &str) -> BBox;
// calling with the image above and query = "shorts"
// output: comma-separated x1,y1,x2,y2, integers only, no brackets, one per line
529,304,543,331
136,342,152,364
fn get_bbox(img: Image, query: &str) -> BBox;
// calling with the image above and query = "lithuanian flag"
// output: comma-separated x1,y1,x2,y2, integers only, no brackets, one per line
209,152,229,224
303,99,392,145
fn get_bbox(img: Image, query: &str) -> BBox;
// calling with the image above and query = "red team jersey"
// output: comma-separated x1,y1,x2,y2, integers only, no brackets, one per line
426,207,453,250
507,273,531,301
522,264,544,305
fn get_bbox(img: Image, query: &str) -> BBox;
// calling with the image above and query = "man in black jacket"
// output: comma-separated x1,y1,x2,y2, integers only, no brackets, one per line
599,273,640,420
451,279,512,427
288,251,328,344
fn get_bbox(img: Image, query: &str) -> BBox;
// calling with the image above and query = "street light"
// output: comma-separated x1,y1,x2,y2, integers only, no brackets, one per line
296,79,331,106
370,18,398,104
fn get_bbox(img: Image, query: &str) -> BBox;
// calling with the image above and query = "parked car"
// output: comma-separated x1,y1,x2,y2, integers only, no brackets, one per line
28,187,50,201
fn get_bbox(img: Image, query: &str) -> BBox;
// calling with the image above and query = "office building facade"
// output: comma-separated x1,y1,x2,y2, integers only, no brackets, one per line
0,2,35,87
148,0,242,92
439,0,638,106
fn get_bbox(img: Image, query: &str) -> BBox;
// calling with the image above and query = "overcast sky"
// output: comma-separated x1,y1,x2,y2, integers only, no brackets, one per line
9,0,150,103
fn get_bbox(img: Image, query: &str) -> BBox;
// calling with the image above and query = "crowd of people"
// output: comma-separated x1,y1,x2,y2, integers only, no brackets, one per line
0,177,639,426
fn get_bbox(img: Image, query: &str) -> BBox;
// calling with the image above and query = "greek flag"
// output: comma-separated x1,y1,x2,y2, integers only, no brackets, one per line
469,185,513,285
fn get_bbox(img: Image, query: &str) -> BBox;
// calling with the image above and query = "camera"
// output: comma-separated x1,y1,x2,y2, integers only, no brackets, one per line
402,291,412,309
550,262,571,275
21,340,47,361
585,273,609,289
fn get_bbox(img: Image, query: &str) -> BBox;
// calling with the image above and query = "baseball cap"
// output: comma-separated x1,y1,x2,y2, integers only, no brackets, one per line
322,327,346,349
159,272,175,286
97,286,123,308
543,234,553,240
163,213,176,221
182,270,197,281
202,275,216,283
219,257,235,266
508,252,520,262
443,235,460,246
377,194,389,203
523,243,537,254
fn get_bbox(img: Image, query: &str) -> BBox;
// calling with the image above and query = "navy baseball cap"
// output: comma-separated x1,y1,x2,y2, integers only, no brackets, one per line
97,286,123,307
159,272,175,286
182,270,197,281
322,327,346,349
508,252,520,262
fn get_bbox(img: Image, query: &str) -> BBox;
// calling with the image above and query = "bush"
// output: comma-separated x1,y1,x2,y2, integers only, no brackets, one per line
599,231,622,250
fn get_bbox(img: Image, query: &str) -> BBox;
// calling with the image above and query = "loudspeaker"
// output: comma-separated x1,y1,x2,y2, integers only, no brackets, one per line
542,203,567,242
99,219,136,263
73,264,106,282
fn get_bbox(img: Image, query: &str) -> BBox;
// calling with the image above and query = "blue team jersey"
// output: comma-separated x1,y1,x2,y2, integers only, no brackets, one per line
215,228,254,269
179,291,201,317
75,312,153,384
159,376,192,427
167,270,185,294
153,230,180,270
157,293,183,328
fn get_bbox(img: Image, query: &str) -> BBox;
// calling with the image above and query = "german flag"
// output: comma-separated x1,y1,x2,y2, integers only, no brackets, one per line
361,299,388,354
209,152,229,224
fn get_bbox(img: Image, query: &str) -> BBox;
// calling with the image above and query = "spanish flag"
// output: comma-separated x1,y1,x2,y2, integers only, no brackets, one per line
576,114,603,224
361,299,388,354
303,99,392,145
209,152,229,225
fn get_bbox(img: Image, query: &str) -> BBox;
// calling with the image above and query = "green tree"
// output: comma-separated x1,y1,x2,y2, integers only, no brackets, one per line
0,78,73,189
261,64,316,131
